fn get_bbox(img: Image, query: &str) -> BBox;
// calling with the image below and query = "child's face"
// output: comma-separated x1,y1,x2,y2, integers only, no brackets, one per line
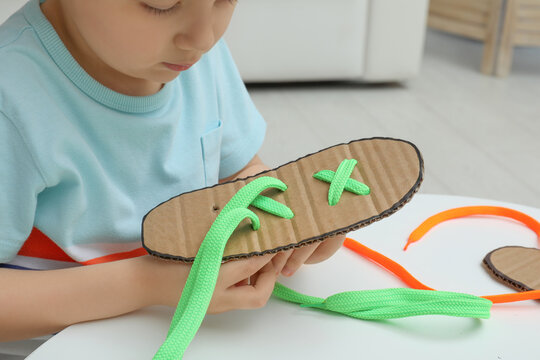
42,0,237,95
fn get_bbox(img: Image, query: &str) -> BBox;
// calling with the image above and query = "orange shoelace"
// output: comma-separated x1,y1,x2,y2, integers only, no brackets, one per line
344,206,540,304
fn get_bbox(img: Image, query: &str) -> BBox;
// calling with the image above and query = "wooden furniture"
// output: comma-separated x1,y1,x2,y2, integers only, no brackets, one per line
497,0,540,75
428,0,503,74
428,0,540,76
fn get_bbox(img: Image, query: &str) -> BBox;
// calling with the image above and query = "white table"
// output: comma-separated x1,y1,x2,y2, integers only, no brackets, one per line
27,194,540,359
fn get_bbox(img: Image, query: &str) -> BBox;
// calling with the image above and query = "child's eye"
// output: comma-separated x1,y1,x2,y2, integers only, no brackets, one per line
143,2,181,15
143,0,237,15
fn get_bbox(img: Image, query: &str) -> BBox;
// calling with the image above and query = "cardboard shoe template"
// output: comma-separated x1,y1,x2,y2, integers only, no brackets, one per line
484,246,540,291
142,137,424,262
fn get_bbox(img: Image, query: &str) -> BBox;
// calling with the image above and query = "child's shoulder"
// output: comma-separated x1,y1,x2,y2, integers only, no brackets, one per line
0,4,34,51
0,12,43,80
0,10,51,104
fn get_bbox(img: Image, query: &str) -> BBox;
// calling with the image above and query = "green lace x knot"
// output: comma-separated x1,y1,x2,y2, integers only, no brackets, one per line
313,159,370,206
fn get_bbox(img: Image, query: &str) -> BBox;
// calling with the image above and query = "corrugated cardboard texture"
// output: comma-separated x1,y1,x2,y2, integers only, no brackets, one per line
483,246,540,291
142,137,423,262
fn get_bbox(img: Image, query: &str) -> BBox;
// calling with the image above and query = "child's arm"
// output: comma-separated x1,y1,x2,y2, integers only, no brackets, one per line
0,252,280,342
0,256,183,341
219,155,268,184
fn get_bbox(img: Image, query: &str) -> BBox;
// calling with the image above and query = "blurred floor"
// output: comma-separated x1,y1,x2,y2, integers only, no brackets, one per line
250,29,540,208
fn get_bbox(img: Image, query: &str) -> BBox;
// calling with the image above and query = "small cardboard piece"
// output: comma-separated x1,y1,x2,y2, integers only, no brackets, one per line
142,137,424,262
483,246,540,291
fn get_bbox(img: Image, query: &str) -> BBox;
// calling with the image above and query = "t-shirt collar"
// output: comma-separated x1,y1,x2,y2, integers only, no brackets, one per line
24,0,174,114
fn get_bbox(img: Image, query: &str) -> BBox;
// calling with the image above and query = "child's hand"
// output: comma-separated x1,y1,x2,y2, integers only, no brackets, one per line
208,253,281,313
142,253,281,313
279,234,346,277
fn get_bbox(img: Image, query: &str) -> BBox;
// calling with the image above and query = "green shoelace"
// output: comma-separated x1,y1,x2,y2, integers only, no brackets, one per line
153,161,492,359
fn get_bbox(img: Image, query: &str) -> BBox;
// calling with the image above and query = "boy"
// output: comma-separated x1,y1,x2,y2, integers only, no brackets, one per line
0,0,345,343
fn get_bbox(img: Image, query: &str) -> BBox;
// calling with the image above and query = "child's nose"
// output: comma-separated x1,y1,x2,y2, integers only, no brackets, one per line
174,16,215,52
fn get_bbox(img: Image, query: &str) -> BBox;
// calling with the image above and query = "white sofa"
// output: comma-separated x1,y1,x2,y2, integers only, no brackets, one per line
1,0,429,83
224,0,430,82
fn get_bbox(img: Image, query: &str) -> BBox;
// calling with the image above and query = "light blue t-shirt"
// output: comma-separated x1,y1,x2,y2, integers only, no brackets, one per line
0,0,266,266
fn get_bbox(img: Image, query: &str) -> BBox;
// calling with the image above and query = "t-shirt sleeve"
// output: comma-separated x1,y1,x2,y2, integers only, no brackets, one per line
0,111,46,262
213,39,267,180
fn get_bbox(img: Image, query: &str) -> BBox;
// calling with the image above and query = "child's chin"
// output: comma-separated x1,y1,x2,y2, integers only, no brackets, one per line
153,71,183,83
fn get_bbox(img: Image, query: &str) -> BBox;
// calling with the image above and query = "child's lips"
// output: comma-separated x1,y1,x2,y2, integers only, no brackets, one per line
163,62,193,72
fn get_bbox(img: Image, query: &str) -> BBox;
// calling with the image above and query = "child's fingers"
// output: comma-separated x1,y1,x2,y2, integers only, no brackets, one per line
305,234,345,264
236,261,277,309
220,253,277,287
234,278,250,287
281,242,320,277
249,261,279,305
233,249,293,287
239,250,290,286
271,249,293,275
211,261,277,313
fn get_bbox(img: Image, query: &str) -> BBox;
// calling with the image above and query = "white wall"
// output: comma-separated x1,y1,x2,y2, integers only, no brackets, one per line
0,0,28,25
